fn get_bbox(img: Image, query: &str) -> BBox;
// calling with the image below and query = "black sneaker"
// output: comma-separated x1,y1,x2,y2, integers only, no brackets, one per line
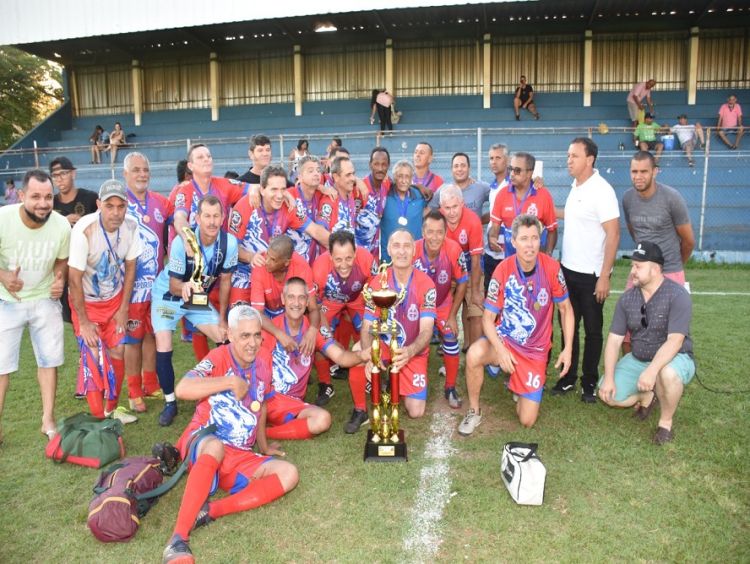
315,383,335,407
551,378,576,396
581,386,597,404
74,392,86,400
193,501,213,531
331,366,349,380
344,409,369,434
162,537,194,564
159,401,178,427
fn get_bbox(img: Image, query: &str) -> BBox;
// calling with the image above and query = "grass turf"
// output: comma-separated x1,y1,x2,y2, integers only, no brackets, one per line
0,262,748,562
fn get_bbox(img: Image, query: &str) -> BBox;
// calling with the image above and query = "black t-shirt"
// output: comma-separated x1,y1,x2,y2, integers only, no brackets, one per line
53,188,99,218
238,168,294,187
515,84,534,102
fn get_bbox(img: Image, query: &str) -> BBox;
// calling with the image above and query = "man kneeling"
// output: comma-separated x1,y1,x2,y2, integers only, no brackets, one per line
599,242,695,445
459,214,573,434
162,306,297,564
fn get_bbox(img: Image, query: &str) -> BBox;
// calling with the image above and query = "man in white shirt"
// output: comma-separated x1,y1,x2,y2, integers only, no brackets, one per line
671,114,705,167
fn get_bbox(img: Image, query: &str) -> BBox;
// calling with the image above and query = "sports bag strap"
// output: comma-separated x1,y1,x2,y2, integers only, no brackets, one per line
506,442,539,462
136,424,217,501
93,462,127,494
55,428,88,464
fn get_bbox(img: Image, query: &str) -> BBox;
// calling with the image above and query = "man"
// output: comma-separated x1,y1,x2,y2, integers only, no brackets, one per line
317,156,361,235
357,147,392,258
429,152,491,224
312,230,377,407
627,79,656,126
483,144,510,293
716,94,744,150
671,114,705,167
50,156,99,326
151,195,238,426
412,141,443,195
380,160,426,262
4,179,18,204
0,169,70,443
439,185,484,348
599,242,695,445
262,277,367,440
623,151,695,287
122,152,172,412
349,229,436,432
237,134,293,187
459,215,573,434
487,151,557,260
228,165,329,304
553,138,620,403
513,76,540,121
633,113,666,164
162,306,297,564
68,180,142,422
414,210,468,408
289,156,325,265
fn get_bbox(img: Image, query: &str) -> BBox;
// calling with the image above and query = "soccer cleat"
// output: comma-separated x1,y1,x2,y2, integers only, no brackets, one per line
107,406,138,424
551,378,576,396
159,401,178,427
129,397,147,413
163,537,194,564
193,502,214,531
315,383,335,407
144,389,164,400
458,408,482,436
331,365,349,380
444,387,462,409
438,366,446,379
344,409,369,434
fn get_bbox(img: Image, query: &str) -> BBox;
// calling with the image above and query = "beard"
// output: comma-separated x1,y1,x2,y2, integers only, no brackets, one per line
23,206,51,224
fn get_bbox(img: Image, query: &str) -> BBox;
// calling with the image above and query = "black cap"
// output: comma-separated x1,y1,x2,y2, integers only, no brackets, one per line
629,241,665,265
49,156,76,172
644,112,654,119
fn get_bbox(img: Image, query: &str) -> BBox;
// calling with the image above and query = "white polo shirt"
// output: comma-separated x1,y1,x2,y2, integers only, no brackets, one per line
561,170,619,276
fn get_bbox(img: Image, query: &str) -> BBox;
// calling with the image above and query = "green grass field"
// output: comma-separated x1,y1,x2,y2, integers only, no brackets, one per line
1,262,748,563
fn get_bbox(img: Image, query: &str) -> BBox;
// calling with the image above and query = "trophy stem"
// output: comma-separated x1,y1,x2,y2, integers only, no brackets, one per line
389,369,399,406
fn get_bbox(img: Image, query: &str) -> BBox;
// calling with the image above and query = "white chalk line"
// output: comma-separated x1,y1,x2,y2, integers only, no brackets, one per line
611,290,750,297
402,411,457,563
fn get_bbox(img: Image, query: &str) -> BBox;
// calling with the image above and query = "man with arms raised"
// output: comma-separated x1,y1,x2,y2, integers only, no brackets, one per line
459,215,573,434
0,169,70,443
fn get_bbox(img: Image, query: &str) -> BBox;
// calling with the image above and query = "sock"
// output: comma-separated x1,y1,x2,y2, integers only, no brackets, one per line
208,474,285,519
192,333,210,361
156,351,176,396
348,365,368,411
173,454,220,540
86,390,105,419
314,355,331,385
142,370,160,395
442,338,461,389
338,317,355,347
266,418,313,440
127,375,143,399
105,357,125,412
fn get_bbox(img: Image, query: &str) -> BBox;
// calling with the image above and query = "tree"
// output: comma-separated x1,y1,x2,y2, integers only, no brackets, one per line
0,46,63,150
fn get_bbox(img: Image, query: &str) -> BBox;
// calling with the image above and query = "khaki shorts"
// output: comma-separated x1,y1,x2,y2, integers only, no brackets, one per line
464,279,484,318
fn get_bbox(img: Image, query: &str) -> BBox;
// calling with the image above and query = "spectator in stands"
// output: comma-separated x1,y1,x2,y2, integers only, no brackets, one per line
288,139,309,184
370,89,395,133
412,141,443,196
513,76,540,121
599,241,695,445
716,94,744,150
627,79,656,126
633,113,666,164
107,122,126,165
4,179,18,204
88,125,105,164
671,114,705,167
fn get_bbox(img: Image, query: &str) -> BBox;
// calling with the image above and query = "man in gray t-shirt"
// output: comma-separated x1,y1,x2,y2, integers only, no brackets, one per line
599,242,695,445
623,151,695,281
429,152,491,222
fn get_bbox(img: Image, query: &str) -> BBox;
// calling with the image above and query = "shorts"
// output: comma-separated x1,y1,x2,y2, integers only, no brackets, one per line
124,301,152,343
680,138,695,152
397,354,429,400
719,127,743,135
229,286,251,307
321,299,364,333
638,140,662,150
435,301,459,342
0,298,64,373
464,283,483,318
627,100,641,122
266,393,310,426
151,297,219,333
507,353,547,403
602,352,695,403
71,292,125,350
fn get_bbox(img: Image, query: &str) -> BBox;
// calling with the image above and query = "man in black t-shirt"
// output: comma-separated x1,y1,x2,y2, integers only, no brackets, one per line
514,76,540,121
237,134,293,187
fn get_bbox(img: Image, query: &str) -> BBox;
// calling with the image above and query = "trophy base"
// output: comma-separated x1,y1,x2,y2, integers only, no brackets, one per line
364,430,407,462
181,294,211,310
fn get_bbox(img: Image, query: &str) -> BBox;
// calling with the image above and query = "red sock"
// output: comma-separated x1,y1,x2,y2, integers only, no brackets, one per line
86,390,105,419
266,418,313,440
208,474,285,519
192,333,210,361
173,454,220,540
338,317,355,347
349,365,367,411
444,354,460,389
126,375,143,399
314,355,331,385
142,370,160,395
105,357,125,412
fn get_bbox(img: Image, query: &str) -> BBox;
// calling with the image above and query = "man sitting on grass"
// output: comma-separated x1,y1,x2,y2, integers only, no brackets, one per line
598,242,695,445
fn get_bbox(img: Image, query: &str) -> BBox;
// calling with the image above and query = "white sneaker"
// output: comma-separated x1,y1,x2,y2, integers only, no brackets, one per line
107,406,138,425
438,366,446,379
458,408,482,436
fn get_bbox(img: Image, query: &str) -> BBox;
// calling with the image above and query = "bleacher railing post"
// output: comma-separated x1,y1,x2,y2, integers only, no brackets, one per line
477,128,483,182
186,139,191,153
698,129,712,252
279,135,285,168
33,140,39,168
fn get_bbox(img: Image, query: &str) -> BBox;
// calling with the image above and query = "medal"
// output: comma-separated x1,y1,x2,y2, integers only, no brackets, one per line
143,215,150,223
250,400,261,412
398,216,408,226
534,301,541,311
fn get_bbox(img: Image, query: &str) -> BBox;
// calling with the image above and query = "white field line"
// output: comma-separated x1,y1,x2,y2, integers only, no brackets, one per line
611,290,750,296
402,411,457,563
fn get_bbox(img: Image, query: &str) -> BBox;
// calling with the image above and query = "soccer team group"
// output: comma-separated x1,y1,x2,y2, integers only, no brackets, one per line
0,134,696,563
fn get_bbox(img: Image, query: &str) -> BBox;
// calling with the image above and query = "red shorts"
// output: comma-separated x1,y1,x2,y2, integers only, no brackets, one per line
125,301,152,342
507,350,547,403
229,286,250,307
320,299,365,333
71,292,125,349
435,300,458,341
379,352,429,400
266,393,310,426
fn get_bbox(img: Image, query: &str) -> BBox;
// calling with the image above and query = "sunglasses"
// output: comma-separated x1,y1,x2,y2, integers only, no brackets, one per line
640,303,648,329
507,166,532,175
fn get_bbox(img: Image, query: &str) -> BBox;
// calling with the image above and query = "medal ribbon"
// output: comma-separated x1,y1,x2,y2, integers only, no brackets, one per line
98,215,122,286
126,189,149,219
515,257,542,308
228,347,258,404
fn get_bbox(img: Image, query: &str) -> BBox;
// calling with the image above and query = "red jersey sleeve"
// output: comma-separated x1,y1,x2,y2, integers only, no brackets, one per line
484,259,510,314
172,182,193,216
416,270,438,318
490,189,506,226
317,195,338,232
356,247,378,276
466,210,484,255
448,239,469,283
312,252,331,300
250,261,268,311
542,254,568,301
290,253,316,295
228,198,252,241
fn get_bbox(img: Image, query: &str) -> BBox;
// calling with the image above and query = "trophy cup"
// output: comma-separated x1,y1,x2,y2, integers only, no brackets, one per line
362,262,408,462
181,227,210,310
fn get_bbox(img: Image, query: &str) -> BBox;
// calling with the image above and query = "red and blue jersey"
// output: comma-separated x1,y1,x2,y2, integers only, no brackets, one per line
413,238,468,307
356,175,391,256
316,188,366,237
489,183,558,257
250,252,315,318
313,246,377,306
289,185,324,265
484,253,568,360
446,208,483,272
184,345,274,451
127,190,172,303
171,177,246,230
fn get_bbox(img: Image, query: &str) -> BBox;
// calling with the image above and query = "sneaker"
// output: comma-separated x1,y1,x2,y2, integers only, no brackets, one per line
129,397,147,413
331,365,349,380
144,389,164,400
653,426,674,445
108,406,138,425
315,383,335,407
74,392,86,400
551,378,576,396
193,501,213,531
458,408,482,436
159,401,178,427
444,387,462,409
438,366,446,379
581,386,597,404
344,409,369,434
163,537,194,564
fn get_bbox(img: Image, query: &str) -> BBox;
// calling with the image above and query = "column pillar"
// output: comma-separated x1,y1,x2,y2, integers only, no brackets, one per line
209,52,219,122
483,33,492,109
687,27,700,105
131,60,143,126
583,30,593,107
294,45,303,116
385,38,394,93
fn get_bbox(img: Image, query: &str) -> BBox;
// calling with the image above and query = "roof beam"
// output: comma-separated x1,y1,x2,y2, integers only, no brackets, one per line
371,10,389,37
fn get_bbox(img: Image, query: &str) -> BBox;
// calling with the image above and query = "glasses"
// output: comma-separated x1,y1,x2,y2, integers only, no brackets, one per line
51,170,72,180
507,166,532,175
640,304,649,328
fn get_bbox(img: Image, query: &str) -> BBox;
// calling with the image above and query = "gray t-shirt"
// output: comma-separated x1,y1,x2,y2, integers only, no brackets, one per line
430,180,491,220
610,278,693,361
622,182,691,274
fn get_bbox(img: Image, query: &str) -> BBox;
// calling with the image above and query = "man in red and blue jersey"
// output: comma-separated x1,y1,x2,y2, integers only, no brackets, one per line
412,141,444,195
356,147,392,259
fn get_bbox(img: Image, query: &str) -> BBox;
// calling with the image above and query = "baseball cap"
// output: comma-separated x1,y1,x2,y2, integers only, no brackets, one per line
644,112,654,119
628,241,665,265
49,156,76,172
98,179,128,202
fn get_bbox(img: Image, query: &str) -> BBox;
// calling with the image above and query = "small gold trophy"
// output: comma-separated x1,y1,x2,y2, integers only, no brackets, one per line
181,227,210,310
362,262,408,462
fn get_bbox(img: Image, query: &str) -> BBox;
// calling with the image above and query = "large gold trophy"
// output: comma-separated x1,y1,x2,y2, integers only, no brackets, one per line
362,262,408,462
181,227,210,310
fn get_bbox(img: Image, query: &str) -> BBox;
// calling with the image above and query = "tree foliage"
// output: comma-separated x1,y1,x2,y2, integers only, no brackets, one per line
0,46,63,150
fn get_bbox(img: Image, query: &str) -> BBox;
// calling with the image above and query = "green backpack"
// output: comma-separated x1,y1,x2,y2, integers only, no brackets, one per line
45,413,126,468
